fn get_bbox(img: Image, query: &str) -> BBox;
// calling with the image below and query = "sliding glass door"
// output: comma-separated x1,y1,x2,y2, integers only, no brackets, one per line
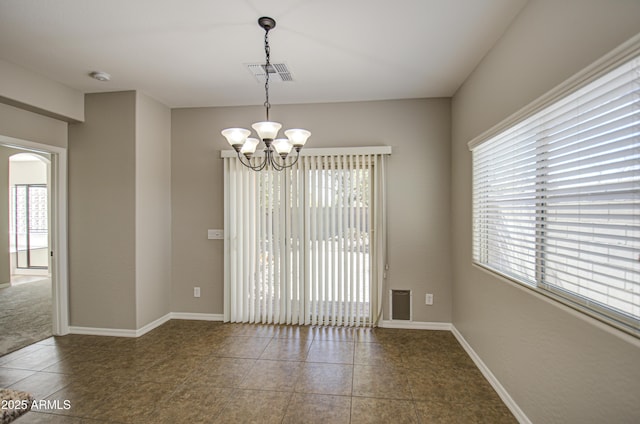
224,149,389,327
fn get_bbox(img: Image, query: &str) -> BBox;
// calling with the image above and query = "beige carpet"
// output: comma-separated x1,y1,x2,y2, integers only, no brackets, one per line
0,279,52,356
0,388,33,424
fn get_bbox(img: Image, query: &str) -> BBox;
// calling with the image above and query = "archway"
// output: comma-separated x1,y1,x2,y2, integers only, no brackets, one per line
0,136,68,349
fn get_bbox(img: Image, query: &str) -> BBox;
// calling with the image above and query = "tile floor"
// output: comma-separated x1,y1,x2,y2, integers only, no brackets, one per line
1,320,517,423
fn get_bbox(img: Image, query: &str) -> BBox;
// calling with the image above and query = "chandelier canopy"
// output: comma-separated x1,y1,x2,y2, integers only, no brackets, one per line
221,16,310,171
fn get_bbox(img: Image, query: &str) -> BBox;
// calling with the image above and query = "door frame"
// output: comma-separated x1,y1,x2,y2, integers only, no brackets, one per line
1,134,69,335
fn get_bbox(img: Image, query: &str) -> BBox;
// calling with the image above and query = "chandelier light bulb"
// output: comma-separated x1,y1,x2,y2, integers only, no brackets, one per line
221,128,251,151
284,129,311,148
251,121,282,143
241,138,260,158
273,138,293,158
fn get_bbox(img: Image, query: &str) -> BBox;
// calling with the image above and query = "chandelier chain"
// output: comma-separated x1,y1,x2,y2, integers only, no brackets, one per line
221,17,309,172
264,28,271,121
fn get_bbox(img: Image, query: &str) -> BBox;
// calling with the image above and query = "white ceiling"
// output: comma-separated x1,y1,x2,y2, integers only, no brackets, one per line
0,0,528,108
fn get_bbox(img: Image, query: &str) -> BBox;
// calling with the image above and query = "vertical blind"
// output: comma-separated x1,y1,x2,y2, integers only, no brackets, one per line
472,56,640,333
224,148,389,327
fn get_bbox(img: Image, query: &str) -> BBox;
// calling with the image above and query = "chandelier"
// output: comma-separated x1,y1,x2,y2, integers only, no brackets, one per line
221,16,311,171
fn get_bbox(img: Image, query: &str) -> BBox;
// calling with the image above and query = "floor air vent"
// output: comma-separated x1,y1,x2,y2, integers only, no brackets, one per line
391,290,412,321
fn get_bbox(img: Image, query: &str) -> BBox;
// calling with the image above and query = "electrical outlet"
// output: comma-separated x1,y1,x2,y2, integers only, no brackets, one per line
194,287,201,298
425,293,433,305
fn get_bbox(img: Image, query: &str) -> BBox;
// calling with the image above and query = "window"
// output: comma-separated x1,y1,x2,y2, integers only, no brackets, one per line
471,54,640,335
10,184,48,269
223,148,389,327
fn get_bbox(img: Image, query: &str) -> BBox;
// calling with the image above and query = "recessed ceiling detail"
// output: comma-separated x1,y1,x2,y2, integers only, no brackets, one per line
246,63,293,83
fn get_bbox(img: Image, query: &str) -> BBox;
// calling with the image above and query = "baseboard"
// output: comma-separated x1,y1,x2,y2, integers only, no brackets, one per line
69,313,172,338
170,312,224,321
380,320,452,330
0,282,10,289
451,325,531,424
69,326,139,338
68,313,224,337
136,313,172,336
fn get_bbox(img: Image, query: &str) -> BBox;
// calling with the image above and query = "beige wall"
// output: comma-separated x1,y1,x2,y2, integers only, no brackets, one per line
451,1,640,422
0,59,84,123
171,99,452,321
0,103,68,148
68,91,137,329
135,92,172,328
68,90,172,331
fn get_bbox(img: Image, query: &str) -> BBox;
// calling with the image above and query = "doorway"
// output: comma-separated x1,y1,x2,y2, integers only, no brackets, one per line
0,151,52,354
0,136,68,348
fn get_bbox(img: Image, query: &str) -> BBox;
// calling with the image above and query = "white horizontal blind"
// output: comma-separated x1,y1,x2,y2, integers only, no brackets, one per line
472,56,640,332
224,149,388,327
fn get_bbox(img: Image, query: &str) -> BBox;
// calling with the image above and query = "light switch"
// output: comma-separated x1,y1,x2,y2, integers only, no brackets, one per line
207,229,224,240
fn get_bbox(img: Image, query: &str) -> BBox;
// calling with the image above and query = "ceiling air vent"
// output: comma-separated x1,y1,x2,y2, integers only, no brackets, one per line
246,62,293,82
